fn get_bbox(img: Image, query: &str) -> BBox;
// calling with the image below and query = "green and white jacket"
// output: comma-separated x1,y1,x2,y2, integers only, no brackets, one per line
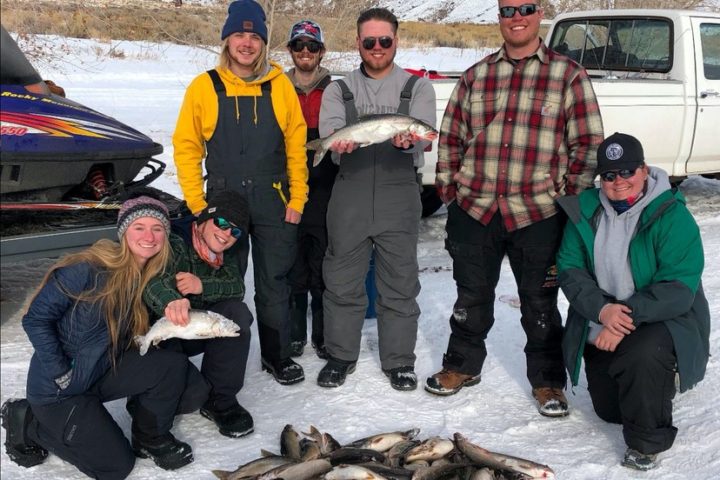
556,174,710,393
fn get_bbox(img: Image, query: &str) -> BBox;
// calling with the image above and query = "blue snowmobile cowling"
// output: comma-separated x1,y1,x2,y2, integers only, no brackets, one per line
0,25,164,203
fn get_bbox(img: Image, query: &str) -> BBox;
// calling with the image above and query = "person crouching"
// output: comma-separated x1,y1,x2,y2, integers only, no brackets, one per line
142,190,255,438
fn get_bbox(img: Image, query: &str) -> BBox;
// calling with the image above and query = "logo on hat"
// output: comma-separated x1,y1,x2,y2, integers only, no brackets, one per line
605,143,624,161
243,20,254,30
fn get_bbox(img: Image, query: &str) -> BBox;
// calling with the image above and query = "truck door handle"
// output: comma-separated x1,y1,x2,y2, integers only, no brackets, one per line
700,89,719,98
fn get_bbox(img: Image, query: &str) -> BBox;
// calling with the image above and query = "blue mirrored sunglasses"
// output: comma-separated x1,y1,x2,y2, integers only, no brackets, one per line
213,217,242,239
600,169,637,182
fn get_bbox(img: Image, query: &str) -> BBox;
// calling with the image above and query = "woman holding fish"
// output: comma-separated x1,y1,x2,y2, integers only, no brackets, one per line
172,0,308,386
0,193,204,477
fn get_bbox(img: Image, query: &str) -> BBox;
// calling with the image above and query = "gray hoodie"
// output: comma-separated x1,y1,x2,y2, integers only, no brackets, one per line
587,166,672,342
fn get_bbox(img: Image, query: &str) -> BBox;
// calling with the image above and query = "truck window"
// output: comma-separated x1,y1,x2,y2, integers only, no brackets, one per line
549,17,672,73
700,23,720,80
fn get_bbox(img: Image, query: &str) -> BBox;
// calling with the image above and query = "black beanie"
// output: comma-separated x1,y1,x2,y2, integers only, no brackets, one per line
221,0,268,43
197,190,250,234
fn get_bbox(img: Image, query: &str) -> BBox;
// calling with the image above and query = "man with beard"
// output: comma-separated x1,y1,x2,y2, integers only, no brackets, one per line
315,8,436,391
285,20,337,360
425,0,604,419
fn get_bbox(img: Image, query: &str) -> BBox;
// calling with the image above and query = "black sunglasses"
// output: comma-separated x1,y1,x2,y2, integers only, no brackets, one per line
212,217,242,239
600,169,637,182
361,36,394,50
290,40,322,53
499,4,539,18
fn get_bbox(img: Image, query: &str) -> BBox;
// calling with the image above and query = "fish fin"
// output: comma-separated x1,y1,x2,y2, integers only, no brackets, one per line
303,425,321,437
260,448,278,457
406,428,421,439
211,470,231,479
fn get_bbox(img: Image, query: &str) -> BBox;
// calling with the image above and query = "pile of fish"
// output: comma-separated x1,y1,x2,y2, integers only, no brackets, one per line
212,426,555,480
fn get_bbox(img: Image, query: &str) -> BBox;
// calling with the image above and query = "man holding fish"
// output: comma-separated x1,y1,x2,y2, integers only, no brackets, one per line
143,190,255,439
314,7,437,391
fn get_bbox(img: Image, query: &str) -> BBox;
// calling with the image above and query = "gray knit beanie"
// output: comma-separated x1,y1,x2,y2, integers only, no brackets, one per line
116,195,171,239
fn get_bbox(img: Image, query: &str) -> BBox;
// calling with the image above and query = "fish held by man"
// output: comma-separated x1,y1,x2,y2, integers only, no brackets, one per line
134,309,241,355
306,114,438,167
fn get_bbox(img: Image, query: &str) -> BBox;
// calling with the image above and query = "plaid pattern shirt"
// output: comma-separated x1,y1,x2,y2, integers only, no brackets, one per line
436,43,604,231
143,233,244,319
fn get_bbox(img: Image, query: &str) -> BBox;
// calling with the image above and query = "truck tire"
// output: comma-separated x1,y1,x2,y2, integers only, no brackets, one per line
421,185,443,217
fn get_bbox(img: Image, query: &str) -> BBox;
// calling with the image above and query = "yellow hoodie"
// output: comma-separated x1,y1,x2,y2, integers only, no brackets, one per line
173,60,308,214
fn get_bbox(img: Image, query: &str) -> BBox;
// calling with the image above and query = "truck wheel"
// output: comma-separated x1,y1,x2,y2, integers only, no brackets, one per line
421,186,443,217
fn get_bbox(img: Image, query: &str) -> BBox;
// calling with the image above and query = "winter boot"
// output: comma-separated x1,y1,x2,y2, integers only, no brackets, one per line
261,357,305,385
200,401,253,438
425,369,481,396
621,448,658,471
532,387,569,417
132,433,193,470
317,358,357,388
383,366,418,391
1,399,48,468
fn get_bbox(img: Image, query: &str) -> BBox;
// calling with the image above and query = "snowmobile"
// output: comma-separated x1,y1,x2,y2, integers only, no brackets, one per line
0,25,177,263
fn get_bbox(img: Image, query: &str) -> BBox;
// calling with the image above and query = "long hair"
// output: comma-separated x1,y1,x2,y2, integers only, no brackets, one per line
218,38,268,77
31,237,171,366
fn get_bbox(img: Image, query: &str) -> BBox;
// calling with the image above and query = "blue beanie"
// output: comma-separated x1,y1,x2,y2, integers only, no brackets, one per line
221,0,268,43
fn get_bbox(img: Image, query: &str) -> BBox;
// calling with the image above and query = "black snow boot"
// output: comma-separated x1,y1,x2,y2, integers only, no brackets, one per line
200,401,254,438
261,357,305,385
132,433,193,470
383,366,418,391
1,398,48,468
317,358,357,388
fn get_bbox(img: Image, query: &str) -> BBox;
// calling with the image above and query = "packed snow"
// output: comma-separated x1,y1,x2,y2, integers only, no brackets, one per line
1,35,719,480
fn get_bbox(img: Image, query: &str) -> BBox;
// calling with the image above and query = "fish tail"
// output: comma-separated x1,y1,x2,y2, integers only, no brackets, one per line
305,139,327,167
134,335,149,356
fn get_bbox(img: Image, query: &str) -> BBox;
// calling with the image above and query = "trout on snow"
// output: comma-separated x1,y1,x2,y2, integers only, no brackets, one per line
134,309,240,355
306,114,438,167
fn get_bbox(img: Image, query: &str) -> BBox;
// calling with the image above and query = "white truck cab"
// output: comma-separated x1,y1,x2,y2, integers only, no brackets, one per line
419,9,720,215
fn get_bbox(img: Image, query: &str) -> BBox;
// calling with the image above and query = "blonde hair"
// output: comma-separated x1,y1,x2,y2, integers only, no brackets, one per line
31,237,171,366
218,37,268,77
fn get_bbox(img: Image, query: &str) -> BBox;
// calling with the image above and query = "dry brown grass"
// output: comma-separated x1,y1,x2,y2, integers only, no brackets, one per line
0,0,504,52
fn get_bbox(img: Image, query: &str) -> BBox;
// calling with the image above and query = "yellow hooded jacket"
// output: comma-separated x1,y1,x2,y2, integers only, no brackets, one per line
173,61,309,214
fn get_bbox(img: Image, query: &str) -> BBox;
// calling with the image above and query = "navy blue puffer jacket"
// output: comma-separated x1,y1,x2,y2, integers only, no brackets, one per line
22,262,112,405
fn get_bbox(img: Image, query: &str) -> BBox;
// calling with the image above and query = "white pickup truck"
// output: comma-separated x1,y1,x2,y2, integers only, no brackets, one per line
419,9,720,216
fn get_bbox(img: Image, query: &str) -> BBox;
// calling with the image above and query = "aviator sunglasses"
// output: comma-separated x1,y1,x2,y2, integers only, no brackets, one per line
290,40,322,53
361,36,394,50
212,217,243,239
600,169,637,182
499,3,539,18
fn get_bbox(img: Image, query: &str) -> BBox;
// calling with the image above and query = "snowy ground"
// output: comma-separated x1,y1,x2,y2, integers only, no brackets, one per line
2,36,720,479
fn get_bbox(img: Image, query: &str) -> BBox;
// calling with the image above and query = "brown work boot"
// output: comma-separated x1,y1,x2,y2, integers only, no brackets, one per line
532,387,569,417
424,369,481,396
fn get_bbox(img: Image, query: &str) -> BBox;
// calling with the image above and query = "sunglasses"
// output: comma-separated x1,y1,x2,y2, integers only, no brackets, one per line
212,217,242,239
600,169,637,182
361,36,394,50
499,4,539,18
290,40,322,53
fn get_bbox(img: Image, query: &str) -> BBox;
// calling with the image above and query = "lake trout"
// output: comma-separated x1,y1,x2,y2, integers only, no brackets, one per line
306,114,438,166
134,309,240,355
